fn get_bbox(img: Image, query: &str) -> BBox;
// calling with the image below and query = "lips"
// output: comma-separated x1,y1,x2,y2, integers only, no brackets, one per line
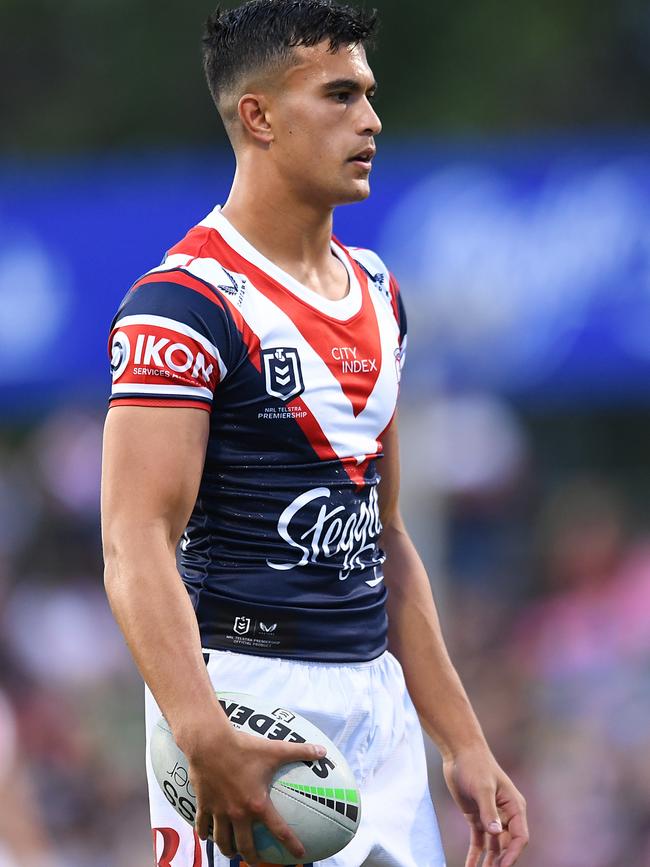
349,147,376,164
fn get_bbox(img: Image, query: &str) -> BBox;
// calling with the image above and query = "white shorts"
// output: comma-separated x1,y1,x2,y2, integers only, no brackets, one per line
146,649,446,867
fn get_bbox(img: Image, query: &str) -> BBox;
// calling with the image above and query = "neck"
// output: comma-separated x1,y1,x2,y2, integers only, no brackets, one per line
220,159,335,274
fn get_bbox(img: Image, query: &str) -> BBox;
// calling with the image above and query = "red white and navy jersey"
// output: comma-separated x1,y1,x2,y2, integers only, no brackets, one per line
108,206,407,662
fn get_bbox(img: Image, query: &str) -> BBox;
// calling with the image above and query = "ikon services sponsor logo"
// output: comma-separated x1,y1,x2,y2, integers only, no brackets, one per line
110,328,215,384
109,315,225,398
110,330,131,380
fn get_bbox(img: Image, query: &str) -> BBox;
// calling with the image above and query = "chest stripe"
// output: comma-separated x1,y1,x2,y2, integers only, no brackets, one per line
188,227,384,417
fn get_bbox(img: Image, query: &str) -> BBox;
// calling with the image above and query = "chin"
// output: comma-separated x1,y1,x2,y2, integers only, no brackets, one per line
334,181,371,206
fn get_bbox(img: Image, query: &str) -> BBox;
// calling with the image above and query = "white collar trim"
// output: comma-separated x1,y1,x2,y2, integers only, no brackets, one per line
200,205,362,321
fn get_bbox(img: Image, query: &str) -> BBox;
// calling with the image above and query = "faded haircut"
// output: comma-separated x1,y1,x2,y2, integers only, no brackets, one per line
202,0,378,119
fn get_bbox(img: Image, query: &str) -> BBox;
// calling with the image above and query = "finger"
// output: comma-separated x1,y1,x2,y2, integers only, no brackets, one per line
464,819,485,867
274,739,327,764
214,814,237,859
261,803,307,862
498,810,529,867
233,819,259,866
483,825,502,867
195,808,211,842
474,785,502,836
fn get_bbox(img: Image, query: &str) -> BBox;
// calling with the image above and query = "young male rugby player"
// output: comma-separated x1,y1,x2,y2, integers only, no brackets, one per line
101,2,528,865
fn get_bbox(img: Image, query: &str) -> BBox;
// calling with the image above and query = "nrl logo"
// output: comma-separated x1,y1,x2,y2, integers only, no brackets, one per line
233,616,251,635
261,347,305,401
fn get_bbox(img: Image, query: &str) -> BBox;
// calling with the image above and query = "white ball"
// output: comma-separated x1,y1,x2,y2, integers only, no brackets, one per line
150,691,361,864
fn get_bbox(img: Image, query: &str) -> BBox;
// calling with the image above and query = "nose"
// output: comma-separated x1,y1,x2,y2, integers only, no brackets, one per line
361,98,382,136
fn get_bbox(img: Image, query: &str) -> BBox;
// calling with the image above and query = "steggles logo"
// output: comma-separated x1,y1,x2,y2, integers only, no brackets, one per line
267,486,384,582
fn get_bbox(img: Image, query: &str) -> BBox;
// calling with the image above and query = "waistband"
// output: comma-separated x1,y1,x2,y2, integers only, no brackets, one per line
202,646,390,670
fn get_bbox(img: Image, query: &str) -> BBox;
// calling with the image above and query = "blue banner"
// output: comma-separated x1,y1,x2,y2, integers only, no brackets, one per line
2,139,650,412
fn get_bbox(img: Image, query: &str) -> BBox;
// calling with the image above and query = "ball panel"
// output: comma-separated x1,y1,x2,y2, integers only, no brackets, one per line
268,784,356,861
150,717,198,825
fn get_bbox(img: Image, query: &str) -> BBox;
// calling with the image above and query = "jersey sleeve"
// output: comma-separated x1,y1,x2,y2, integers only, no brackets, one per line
389,272,407,377
107,272,236,412
347,245,408,375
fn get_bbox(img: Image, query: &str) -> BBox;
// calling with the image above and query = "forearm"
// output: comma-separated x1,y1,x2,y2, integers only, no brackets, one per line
103,526,229,754
382,518,488,760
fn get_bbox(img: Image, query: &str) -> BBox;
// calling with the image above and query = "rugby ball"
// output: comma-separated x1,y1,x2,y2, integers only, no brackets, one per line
150,691,361,864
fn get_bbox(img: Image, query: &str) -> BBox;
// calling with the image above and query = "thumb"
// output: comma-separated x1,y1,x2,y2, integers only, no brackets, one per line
275,739,327,764
476,789,502,835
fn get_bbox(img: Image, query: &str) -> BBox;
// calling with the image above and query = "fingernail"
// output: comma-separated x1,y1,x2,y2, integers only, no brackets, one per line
315,745,327,756
488,820,503,834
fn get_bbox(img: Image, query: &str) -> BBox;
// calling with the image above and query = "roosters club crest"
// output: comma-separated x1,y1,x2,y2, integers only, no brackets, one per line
261,347,305,401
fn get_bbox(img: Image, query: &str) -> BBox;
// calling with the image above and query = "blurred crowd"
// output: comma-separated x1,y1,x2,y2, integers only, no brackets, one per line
1,401,649,866
416,399,650,867
0,409,151,867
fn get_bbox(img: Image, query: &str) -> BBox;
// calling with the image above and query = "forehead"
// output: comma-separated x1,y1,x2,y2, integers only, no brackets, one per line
282,41,374,89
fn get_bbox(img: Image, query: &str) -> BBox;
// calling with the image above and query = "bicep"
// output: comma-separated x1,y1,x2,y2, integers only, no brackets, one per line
101,406,209,552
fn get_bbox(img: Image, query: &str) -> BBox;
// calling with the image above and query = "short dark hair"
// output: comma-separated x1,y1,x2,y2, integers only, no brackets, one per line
202,0,378,111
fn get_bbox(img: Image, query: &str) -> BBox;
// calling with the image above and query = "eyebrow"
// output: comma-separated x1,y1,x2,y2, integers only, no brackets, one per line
323,78,378,94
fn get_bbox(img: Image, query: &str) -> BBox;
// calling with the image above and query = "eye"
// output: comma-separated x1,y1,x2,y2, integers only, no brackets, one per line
332,91,351,103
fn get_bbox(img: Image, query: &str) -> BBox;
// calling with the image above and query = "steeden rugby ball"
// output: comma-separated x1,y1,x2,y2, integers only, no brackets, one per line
150,691,361,864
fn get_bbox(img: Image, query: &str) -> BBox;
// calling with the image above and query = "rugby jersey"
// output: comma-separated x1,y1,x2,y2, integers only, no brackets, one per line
108,206,406,661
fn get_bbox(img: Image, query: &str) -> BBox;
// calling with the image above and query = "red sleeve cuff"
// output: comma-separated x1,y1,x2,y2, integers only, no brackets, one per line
108,397,211,412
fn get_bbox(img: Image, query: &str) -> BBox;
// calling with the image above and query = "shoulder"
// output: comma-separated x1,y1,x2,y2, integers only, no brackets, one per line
112,216,249,330
128,224,242,307
338,241,405,336
344,244,392,287
340,242,401,297
108,222,242,388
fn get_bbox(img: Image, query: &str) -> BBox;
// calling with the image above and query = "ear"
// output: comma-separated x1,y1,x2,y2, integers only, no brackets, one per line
237,93,274,145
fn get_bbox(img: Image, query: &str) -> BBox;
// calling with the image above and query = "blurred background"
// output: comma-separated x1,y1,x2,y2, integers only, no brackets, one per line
2,0,650,864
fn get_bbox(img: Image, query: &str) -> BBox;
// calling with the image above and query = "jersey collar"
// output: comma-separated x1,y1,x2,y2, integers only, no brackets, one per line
200,205,362,321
